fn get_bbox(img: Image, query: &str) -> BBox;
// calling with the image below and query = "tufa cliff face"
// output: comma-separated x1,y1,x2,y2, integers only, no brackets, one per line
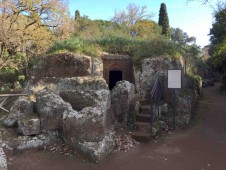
30,53,103,82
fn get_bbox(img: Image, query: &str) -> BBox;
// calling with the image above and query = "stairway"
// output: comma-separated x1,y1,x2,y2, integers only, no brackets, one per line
131,100,152,142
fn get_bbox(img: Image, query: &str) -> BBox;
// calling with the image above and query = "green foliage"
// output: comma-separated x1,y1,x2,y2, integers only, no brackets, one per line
171,28,196,45
93,20,119,32
92,32,138,55
47,38,101,58
209,7,226,72
158,3,170,37
75,10,80,20
74,16,102,38
91,31,178,69
48,27,179,70
208,7,226,92
186,73,202,90
187,73,202,82
210,9,226,44
18,75,26,82
132,38,178,68
28,56,42,68
0,68,20,83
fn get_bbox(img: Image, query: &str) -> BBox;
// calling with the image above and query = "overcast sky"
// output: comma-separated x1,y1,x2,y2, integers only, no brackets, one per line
68,0,218,47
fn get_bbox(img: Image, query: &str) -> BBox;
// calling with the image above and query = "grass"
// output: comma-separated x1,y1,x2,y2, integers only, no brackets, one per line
47,34,179,70
47,38,102,58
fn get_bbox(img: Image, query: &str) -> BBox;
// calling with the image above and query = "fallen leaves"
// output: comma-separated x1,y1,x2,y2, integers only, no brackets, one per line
114,134,139,152
44,140,73,157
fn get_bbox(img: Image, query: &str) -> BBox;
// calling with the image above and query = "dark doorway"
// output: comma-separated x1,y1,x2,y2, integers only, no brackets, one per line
109,70,122,90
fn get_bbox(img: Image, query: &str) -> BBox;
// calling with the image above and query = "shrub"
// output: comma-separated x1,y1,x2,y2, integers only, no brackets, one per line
132,38,178,69
186,73,202,89
18,75,26,82
0,68,19,83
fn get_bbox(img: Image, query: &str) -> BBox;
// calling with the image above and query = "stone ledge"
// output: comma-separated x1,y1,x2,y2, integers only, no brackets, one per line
102,53,130,60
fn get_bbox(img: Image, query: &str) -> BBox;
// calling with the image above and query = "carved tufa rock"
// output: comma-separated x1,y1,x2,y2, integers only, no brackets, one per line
4,97,34,127
18,117,41,136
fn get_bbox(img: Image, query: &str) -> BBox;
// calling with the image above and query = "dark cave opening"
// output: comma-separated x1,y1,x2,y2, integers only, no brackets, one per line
109,70,122,90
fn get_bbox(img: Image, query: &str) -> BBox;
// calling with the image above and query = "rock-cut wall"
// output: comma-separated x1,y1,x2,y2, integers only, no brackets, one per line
30,53,103,81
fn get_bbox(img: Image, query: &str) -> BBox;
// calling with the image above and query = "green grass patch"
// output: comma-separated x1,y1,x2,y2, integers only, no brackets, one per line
47,38,101,58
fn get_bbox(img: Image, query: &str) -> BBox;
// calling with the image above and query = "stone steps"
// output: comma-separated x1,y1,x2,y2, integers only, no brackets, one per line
138,99,150,106
131,131,151,142
136,114,150,122
140,104,151,115
132,99,152,142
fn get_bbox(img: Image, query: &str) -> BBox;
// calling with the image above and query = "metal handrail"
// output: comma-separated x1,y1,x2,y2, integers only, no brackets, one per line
150,76,164,134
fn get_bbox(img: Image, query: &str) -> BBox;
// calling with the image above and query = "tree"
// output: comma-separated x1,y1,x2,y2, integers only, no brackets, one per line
75,10,80,20
0,0,72,70
187,0,225,5
187,0,226,11
171,28,196,45
158,3,170,37
170,27,199,74
133,20,162,38
112,3,152,36
187,0,226,74
74,16,100,38
209,7,226,72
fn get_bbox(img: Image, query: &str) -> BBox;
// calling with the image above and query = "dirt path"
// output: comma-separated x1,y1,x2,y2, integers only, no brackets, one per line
8,85,226,170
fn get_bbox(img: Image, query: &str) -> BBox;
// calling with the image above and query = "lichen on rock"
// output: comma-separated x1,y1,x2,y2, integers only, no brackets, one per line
16,132,58,150
111,80,136,125
0,147,7,170
63,107,105,143
36,89,80,133
59,89,110,112
18,116,41,136
77,130,115,163
136,56,183,99
57,77,108,92
4,97,34,127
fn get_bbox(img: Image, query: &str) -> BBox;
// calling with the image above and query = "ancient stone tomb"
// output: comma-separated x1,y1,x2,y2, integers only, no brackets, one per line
1,52,202,165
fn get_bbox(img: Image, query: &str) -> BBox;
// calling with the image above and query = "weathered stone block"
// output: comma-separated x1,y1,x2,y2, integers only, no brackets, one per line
16,132,58,150
63,107,105,143
31,53,90,79
30,53,103,81
4,97,34,127
36,90,78,133
59,89,110,112
135,56,183,99
175,90,193,125
18,117,41,136
111,81,135,125
77,131,115,163
57,77,108,92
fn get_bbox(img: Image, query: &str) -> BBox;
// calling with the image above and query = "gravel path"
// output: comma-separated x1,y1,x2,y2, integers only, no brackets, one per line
8,84,226,170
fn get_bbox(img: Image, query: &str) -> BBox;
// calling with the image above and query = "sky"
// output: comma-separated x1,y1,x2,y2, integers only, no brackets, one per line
68,0,218,47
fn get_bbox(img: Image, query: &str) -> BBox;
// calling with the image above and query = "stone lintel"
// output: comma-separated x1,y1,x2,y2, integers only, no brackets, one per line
101,53,130,60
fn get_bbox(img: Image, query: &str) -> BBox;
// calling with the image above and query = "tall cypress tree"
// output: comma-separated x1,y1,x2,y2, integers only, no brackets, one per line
75,10,80,20
158,3,170,37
